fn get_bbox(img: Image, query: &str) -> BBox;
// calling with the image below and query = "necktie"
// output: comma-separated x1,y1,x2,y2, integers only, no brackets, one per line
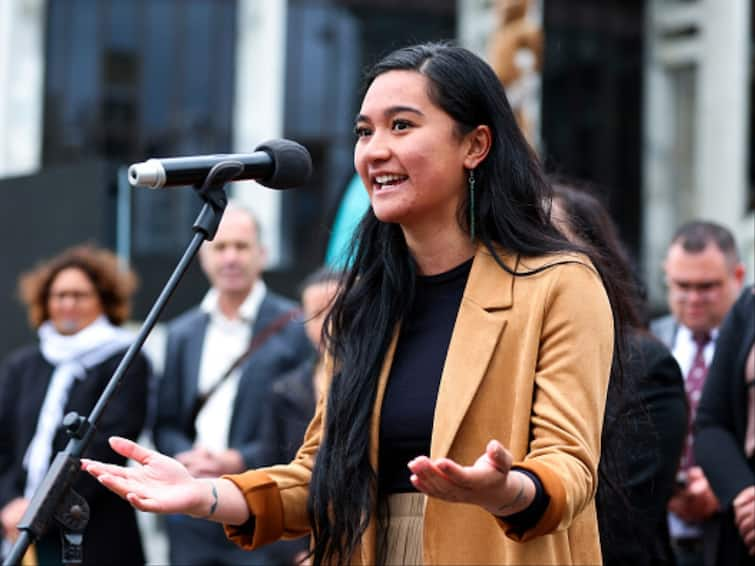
681,332,711,472
744,343,755,458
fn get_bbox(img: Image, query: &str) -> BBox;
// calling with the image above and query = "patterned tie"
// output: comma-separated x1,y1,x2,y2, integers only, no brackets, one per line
681,332,711,472
745,343,755,458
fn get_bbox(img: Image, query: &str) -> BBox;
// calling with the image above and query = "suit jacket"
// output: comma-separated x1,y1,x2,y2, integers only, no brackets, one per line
650,314,679,350
252,358,319,565
695,286,755,566
223,246,614,565
598,330,687,565
651,310,725,564
0,345,149,566
153,288,313,565
259,357,318,466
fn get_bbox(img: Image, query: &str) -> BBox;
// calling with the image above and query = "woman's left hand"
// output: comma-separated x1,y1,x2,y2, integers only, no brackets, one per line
408,439,533,516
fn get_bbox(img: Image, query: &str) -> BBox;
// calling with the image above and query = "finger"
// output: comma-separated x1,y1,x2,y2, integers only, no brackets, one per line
126,493,169,514
109,436,156,465
81,460,132,481
686,466,704,481
435,459,473,488
96,473,137,500
410,472,457,501
408,458,457,497
736,510,755,534
734,487,755,508
486,440,512,474
742,526,755,548
437,457,502,490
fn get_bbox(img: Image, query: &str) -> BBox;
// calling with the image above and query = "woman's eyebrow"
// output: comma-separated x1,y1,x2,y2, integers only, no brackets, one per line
354,105,425,125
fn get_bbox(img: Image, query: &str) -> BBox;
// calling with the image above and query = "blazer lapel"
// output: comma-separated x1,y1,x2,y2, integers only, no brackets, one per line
431,246,514,460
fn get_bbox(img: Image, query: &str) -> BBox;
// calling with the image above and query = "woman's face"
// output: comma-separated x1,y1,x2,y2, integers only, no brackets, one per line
47,267,104,335
354,70,473,233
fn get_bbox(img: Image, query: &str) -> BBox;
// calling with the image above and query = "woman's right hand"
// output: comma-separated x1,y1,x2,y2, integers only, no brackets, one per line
81,436,207,517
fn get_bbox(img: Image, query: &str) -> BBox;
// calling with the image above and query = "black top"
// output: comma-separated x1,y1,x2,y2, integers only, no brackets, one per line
378,258,472,494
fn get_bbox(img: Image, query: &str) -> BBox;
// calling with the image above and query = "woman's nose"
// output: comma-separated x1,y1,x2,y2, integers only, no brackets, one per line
363,131,391,162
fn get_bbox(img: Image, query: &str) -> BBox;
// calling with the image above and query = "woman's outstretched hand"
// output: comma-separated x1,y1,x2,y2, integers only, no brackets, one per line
408,439,534,517
81,436,207,517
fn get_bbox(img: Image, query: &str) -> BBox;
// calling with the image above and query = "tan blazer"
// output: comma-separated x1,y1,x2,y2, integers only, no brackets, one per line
223,245,614,565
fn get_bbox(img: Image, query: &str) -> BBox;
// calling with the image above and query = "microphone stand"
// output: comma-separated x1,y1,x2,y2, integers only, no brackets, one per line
3,161,244,566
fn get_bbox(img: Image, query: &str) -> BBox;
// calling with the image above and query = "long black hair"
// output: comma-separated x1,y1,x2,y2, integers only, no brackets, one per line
308,42,623,566
551,183,649,562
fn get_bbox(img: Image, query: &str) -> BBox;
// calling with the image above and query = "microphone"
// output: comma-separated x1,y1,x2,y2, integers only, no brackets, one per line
127,139,312,189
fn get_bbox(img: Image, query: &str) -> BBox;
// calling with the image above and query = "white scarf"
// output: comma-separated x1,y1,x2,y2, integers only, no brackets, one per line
22,316,134,499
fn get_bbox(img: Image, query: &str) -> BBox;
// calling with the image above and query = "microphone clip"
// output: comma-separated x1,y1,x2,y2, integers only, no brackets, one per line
191,159,242,240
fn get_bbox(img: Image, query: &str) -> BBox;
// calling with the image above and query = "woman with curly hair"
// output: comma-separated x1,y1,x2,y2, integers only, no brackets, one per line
0,245,150,565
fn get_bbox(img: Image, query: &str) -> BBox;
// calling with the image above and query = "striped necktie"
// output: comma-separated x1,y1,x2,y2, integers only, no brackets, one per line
681,332,711,471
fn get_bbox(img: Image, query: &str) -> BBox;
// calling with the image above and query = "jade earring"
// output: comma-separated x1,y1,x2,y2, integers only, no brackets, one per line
468,169,476,241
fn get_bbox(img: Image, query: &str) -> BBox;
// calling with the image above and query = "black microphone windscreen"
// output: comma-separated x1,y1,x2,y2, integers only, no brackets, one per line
254,139,312,189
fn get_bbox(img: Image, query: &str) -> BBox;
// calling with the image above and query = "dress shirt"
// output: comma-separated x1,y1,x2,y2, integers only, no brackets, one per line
194,282,266,452
668,324,719,539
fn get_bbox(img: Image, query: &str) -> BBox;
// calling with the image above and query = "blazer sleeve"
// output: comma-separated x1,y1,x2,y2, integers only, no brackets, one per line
695,288,755,508
499,261,614,540
152,325,194,456
221,359,330,549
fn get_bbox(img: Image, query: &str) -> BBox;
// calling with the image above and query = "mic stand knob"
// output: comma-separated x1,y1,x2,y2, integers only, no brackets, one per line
55,489,89,565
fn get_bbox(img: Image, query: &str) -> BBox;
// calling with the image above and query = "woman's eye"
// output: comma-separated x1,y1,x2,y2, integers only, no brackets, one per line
354,125,371,138
392,119,412,131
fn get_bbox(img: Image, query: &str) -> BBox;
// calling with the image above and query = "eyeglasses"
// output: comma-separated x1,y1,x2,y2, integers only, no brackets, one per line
666,279,724,299
48,290,96,303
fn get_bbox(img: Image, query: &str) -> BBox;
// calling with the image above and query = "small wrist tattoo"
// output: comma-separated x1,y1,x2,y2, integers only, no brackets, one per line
496,473,525,514
205,480,219,519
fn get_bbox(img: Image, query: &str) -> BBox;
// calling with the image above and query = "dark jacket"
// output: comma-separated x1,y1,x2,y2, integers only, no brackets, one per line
598,330,688,565
252,357,319,565
259,357,317,465
695,285,755,566
0,345,150,566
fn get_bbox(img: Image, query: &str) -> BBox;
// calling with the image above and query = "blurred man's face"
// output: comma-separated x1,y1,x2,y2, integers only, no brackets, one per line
664,242,745,334
199,209,265,299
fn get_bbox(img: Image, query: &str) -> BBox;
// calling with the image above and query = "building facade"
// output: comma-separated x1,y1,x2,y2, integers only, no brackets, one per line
0,0,752,353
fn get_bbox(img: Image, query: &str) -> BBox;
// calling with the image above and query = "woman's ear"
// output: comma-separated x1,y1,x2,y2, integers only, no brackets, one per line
463,125,492,169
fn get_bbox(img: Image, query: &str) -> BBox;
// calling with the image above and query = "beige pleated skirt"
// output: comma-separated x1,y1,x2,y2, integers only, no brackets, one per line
378,493,426,565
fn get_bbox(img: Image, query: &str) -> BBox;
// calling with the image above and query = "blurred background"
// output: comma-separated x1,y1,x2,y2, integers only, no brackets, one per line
0,0,753,360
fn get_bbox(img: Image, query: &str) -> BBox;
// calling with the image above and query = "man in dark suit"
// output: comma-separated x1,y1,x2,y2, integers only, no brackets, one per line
153,203,313,565
651,220,746,566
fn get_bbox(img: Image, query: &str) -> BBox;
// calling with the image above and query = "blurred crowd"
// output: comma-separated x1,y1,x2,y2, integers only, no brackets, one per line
0,194,752,566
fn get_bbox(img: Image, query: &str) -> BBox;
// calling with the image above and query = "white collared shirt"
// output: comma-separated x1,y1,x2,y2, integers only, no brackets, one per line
193,281,266,452
671,325,718,380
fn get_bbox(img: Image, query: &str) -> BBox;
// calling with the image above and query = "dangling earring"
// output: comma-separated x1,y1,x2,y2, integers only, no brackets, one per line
468,168,476,242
